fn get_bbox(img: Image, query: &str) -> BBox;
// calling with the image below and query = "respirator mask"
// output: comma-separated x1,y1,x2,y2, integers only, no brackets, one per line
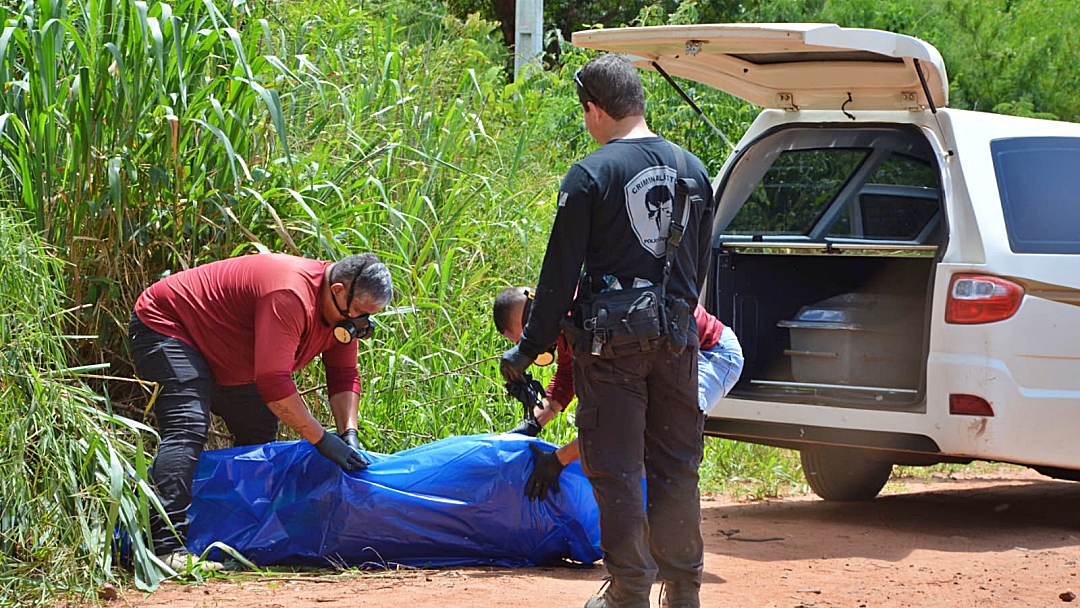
332,274,376,344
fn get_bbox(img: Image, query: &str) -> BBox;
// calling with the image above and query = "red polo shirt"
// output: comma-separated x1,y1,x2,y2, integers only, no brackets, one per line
546,332,575,407
694,305,724,352
134,253,361,403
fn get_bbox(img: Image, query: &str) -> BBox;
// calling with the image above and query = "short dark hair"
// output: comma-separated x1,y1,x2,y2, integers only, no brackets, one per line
493,286,530,334
576,54,645,119
330,253,393,306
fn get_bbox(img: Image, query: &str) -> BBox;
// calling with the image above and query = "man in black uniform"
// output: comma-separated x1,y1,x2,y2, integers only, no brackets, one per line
499,54,714,608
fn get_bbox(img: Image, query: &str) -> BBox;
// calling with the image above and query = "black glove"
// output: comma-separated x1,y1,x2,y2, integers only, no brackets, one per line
508,418,543,437
339,428,361,451
314,430,368,472
525,444,564,501
500,344,534,384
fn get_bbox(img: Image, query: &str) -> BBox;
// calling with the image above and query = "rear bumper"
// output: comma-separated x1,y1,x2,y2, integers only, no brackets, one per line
705,417,950,464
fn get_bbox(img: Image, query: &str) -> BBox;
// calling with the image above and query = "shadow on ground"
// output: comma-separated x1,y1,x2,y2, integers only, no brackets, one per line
703,476,1080,564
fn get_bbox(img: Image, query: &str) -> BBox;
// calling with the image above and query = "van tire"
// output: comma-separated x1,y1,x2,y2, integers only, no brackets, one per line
800,447,892,501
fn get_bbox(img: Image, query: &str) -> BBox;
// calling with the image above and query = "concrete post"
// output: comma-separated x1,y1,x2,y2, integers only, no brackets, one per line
514,0,543,79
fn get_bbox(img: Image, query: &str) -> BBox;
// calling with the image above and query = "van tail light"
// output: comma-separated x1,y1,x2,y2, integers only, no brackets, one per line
949,394,995,416
945,274,1024,324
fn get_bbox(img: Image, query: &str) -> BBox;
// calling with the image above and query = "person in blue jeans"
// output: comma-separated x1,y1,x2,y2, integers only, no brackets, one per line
695,320,745,418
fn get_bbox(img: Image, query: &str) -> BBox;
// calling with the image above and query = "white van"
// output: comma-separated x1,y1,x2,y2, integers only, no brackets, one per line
573,24,1080,500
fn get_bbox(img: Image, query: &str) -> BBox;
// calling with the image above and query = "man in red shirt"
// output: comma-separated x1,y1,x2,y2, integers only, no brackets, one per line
128,252,392,572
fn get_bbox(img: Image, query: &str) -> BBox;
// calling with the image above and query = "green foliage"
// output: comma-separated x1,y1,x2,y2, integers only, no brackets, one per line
446,0,684,46
700,439,803,500
447,0,1080,123
0,0,300,365
0,211,170,602
933,0,1079,121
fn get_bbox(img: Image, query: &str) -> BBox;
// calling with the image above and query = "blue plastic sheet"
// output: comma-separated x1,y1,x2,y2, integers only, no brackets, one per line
187,434,602,568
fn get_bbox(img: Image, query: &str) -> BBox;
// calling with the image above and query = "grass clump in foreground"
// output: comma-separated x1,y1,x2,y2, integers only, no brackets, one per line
0,211,169,604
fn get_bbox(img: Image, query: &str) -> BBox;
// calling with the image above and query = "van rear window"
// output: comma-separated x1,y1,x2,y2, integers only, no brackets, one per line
726,149,867,236
726,148,939,241
992,137,1080,254
828,155,939,240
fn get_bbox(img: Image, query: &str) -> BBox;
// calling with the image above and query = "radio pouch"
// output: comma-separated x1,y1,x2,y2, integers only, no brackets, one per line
584,284,665,359
662,294,692,354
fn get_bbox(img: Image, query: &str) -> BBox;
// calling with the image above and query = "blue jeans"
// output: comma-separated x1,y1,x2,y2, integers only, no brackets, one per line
128,313,279,555
697,326,744,415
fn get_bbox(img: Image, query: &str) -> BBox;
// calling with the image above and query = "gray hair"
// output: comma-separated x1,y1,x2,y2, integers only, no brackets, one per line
331,253,393,306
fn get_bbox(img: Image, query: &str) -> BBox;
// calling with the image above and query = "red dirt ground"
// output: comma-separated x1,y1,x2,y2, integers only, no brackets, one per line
109,467,1080,608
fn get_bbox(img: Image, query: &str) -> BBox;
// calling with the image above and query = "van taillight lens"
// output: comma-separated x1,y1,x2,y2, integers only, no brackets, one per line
949,394,994,416
945,274,1024,324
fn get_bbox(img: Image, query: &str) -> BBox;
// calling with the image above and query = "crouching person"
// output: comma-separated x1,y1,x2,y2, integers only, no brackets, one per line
496,287,743,438
128,252,391,572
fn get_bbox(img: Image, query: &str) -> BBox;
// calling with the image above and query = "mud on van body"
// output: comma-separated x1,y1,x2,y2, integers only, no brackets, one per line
574,24,1080,501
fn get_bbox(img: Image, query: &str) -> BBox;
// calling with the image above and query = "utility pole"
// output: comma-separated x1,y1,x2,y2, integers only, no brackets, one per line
514,0,543,80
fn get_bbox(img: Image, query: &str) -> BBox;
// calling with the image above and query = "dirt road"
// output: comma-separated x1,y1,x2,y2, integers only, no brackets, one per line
117,467,1080,607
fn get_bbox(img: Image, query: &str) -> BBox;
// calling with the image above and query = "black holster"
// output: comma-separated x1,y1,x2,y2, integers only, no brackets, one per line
662,295,692,355
582,285,666,359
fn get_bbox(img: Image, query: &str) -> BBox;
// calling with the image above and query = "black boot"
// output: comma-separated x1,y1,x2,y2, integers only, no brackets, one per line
659,580,700,608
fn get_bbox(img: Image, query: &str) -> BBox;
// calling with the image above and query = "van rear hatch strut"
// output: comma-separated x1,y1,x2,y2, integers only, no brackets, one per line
912,58,938,114
651,61,736,150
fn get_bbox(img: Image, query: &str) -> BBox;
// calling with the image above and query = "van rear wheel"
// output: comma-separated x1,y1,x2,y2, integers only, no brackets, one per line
800,447,892,501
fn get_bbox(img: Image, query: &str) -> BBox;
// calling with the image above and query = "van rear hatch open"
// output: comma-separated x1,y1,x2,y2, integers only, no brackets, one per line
572,23,948,112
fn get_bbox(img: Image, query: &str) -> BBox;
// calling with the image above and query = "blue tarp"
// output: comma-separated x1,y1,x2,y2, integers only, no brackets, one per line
187,434,602,568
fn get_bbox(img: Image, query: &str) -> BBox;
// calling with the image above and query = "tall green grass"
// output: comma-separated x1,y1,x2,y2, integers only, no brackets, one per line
0,0,303,364
0,210,169,604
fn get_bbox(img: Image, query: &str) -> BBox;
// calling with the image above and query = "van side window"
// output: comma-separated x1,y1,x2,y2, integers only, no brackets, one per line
726,149,867,235
992,137,1080,254
869,154,937,188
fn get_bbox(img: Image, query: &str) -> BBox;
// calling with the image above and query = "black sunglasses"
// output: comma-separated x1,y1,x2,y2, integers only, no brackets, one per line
574,67,598,107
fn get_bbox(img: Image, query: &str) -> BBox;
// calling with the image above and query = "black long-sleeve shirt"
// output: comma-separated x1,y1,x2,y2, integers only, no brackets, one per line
518,136,715,358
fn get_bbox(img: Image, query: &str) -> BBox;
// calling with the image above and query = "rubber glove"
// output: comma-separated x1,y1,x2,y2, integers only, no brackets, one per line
500,344,534,384
315,430,368,471
525,444,564,501
339,428,362,451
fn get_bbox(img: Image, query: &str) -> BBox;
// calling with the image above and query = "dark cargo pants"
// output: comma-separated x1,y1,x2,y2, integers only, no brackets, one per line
128,313,280,555
572,344,705,608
